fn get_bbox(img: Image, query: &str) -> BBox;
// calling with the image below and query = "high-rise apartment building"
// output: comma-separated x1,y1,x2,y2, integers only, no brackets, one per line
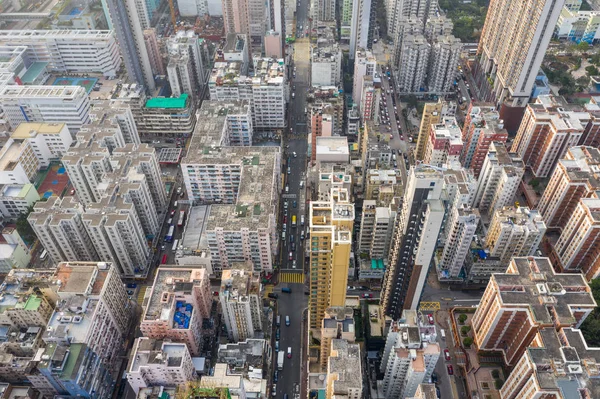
0,30,120,77
552,197,600,280
381,310,441,399
511,95,589,178
143,29,166,76
424,16,453,40
471,257,596,366
360,76,380,122
397,35,430,93
460,103,508,177
0,86,90,132
438,205,479,279
423,116,463,167
28,197,98,264
352,49,377,109
85,100,142,146
391,17,423,67
220,264,263,342
386,0,437,38
472,142,524,218
140,267,212,356
209,59,286,129
349,0,376,59
168,55,196,98
315,0,336,21
127,338,196,394
474,0,563,120
308,188,354,329
408,384,438,399
382,166,445,318
311,27,342,87
484,206,546,265
167,31,211,97
364,169,403,206
105,0,156,91
427,35,461,93
358,200,396,260
500,327,600,399
537,146,600,231
325,340,363,399
415,102,443,161
37,261,131,397
320,307,355,370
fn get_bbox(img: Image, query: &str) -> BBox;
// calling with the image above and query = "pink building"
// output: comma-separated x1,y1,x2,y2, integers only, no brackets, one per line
264,31,282,58
424,117,463,167
140,267,211,356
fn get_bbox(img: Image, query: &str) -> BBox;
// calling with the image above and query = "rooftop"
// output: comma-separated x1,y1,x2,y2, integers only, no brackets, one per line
129,338,189,373
209,57,285,87
218,339,265,371
220,266,260,301
145,94,189,109
328,340,362,393
491,257,596,326
12,122,66,138
143,267,207,325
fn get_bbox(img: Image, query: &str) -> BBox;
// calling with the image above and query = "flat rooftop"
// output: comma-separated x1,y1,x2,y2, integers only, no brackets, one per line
209,57,285,87
145,94,189,109
12,122,66,138
492,257,596,326
328,340,362,393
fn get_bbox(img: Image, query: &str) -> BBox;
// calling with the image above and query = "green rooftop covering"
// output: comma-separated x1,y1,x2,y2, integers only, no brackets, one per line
21,62,48,84
23,295,42,310
371,259,384,269
145,94,188,109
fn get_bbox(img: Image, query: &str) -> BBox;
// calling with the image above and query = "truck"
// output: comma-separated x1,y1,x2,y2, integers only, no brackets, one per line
277,351,284,370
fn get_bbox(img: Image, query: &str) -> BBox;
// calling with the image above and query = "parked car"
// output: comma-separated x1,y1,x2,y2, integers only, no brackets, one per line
268,293,279,299
428,314,435,325
444,349,451,361
447,365,454,375
362,293,372,298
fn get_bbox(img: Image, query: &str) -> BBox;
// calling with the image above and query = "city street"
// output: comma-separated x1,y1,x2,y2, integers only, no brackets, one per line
272,0,312,397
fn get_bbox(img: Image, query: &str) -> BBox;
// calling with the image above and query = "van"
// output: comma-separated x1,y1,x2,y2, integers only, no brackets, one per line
287,347,292,358
173,201,178,207
276,315,281,326
285,315,290,326
285,186,289,193
300,215,305,226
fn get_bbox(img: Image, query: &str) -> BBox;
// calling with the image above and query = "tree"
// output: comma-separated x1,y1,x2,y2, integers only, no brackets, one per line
580,279,600,346
577,42,590,51
458,313,468,324
16,206,36,245
461,325,471,336
576,75,591,88
463,337,474,347
586,65,600,77
491,369,500,379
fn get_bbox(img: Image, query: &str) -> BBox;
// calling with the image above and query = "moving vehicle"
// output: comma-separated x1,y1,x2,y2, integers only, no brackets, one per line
287,347,292,359
282,231,286,241
292,260,297,268
292,215,297,228
161,254,168,264
289,251,293,260
440,329,446,339
447,365,454,375
285,315,290,326
172,239,179,252
281,287,292,293
301,215,305,226
274,370,279,382
428,314,435,325
177,210,185,227
444,349,451,361
276,328,280,339
277,351,284,370
276,315,281,326
272,384,276,397
165,226,175,242
292,92,295,99
268,293,279,299
275,341,279,351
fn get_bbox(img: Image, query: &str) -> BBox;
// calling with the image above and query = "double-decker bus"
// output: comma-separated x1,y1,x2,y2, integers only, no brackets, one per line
165,225,175,242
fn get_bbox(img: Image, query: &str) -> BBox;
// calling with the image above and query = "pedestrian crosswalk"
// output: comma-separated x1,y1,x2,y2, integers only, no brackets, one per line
280,272,304,283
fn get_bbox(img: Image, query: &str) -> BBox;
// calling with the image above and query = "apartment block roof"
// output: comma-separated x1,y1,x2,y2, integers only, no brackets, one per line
12,122,66,138
328,340,362,394
129,338,189,373
220,265,260,300
491,257,596,326
143,267,207,323
209,57,285,86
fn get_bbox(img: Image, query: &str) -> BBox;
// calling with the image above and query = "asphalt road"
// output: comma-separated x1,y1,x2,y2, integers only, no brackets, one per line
272,1,311,396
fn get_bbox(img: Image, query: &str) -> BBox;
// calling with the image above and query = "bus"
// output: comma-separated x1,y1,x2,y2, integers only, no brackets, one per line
161,254,168,264
177,210,185,227
291,215,297,228
165,225,175,242
172,239,179,252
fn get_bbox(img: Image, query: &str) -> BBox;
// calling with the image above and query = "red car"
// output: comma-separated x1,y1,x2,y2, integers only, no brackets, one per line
447,365,454,375
170,210,176,217
428,314,435,325
444,349,451,361
283,215,287,223
362,293,372,298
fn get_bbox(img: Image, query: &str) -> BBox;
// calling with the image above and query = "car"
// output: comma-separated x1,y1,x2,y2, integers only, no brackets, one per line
274,370,279,382
289,251,293,260
283,215,287,223
161,245,166,251
268,293,279,299
285,315,290,326
213,291,219,296
127,290,134,295
276,328,280,339
431,371,438,384
287,347,292,358
290,234,294,242
127,283,137,289
293,201,297,208
170,210,176,216
291,242,296,251
362,293,372,298
69,189,75,195
444,349,451,361
428,314,435,325
293,152,297,158
447,365,454,375
292,260,297,268
284,201,288,208
389,134,393,140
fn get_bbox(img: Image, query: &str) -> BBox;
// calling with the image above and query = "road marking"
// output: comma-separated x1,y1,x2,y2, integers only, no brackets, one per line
280,272,304,283
419,301,441,311
282,194,297,199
